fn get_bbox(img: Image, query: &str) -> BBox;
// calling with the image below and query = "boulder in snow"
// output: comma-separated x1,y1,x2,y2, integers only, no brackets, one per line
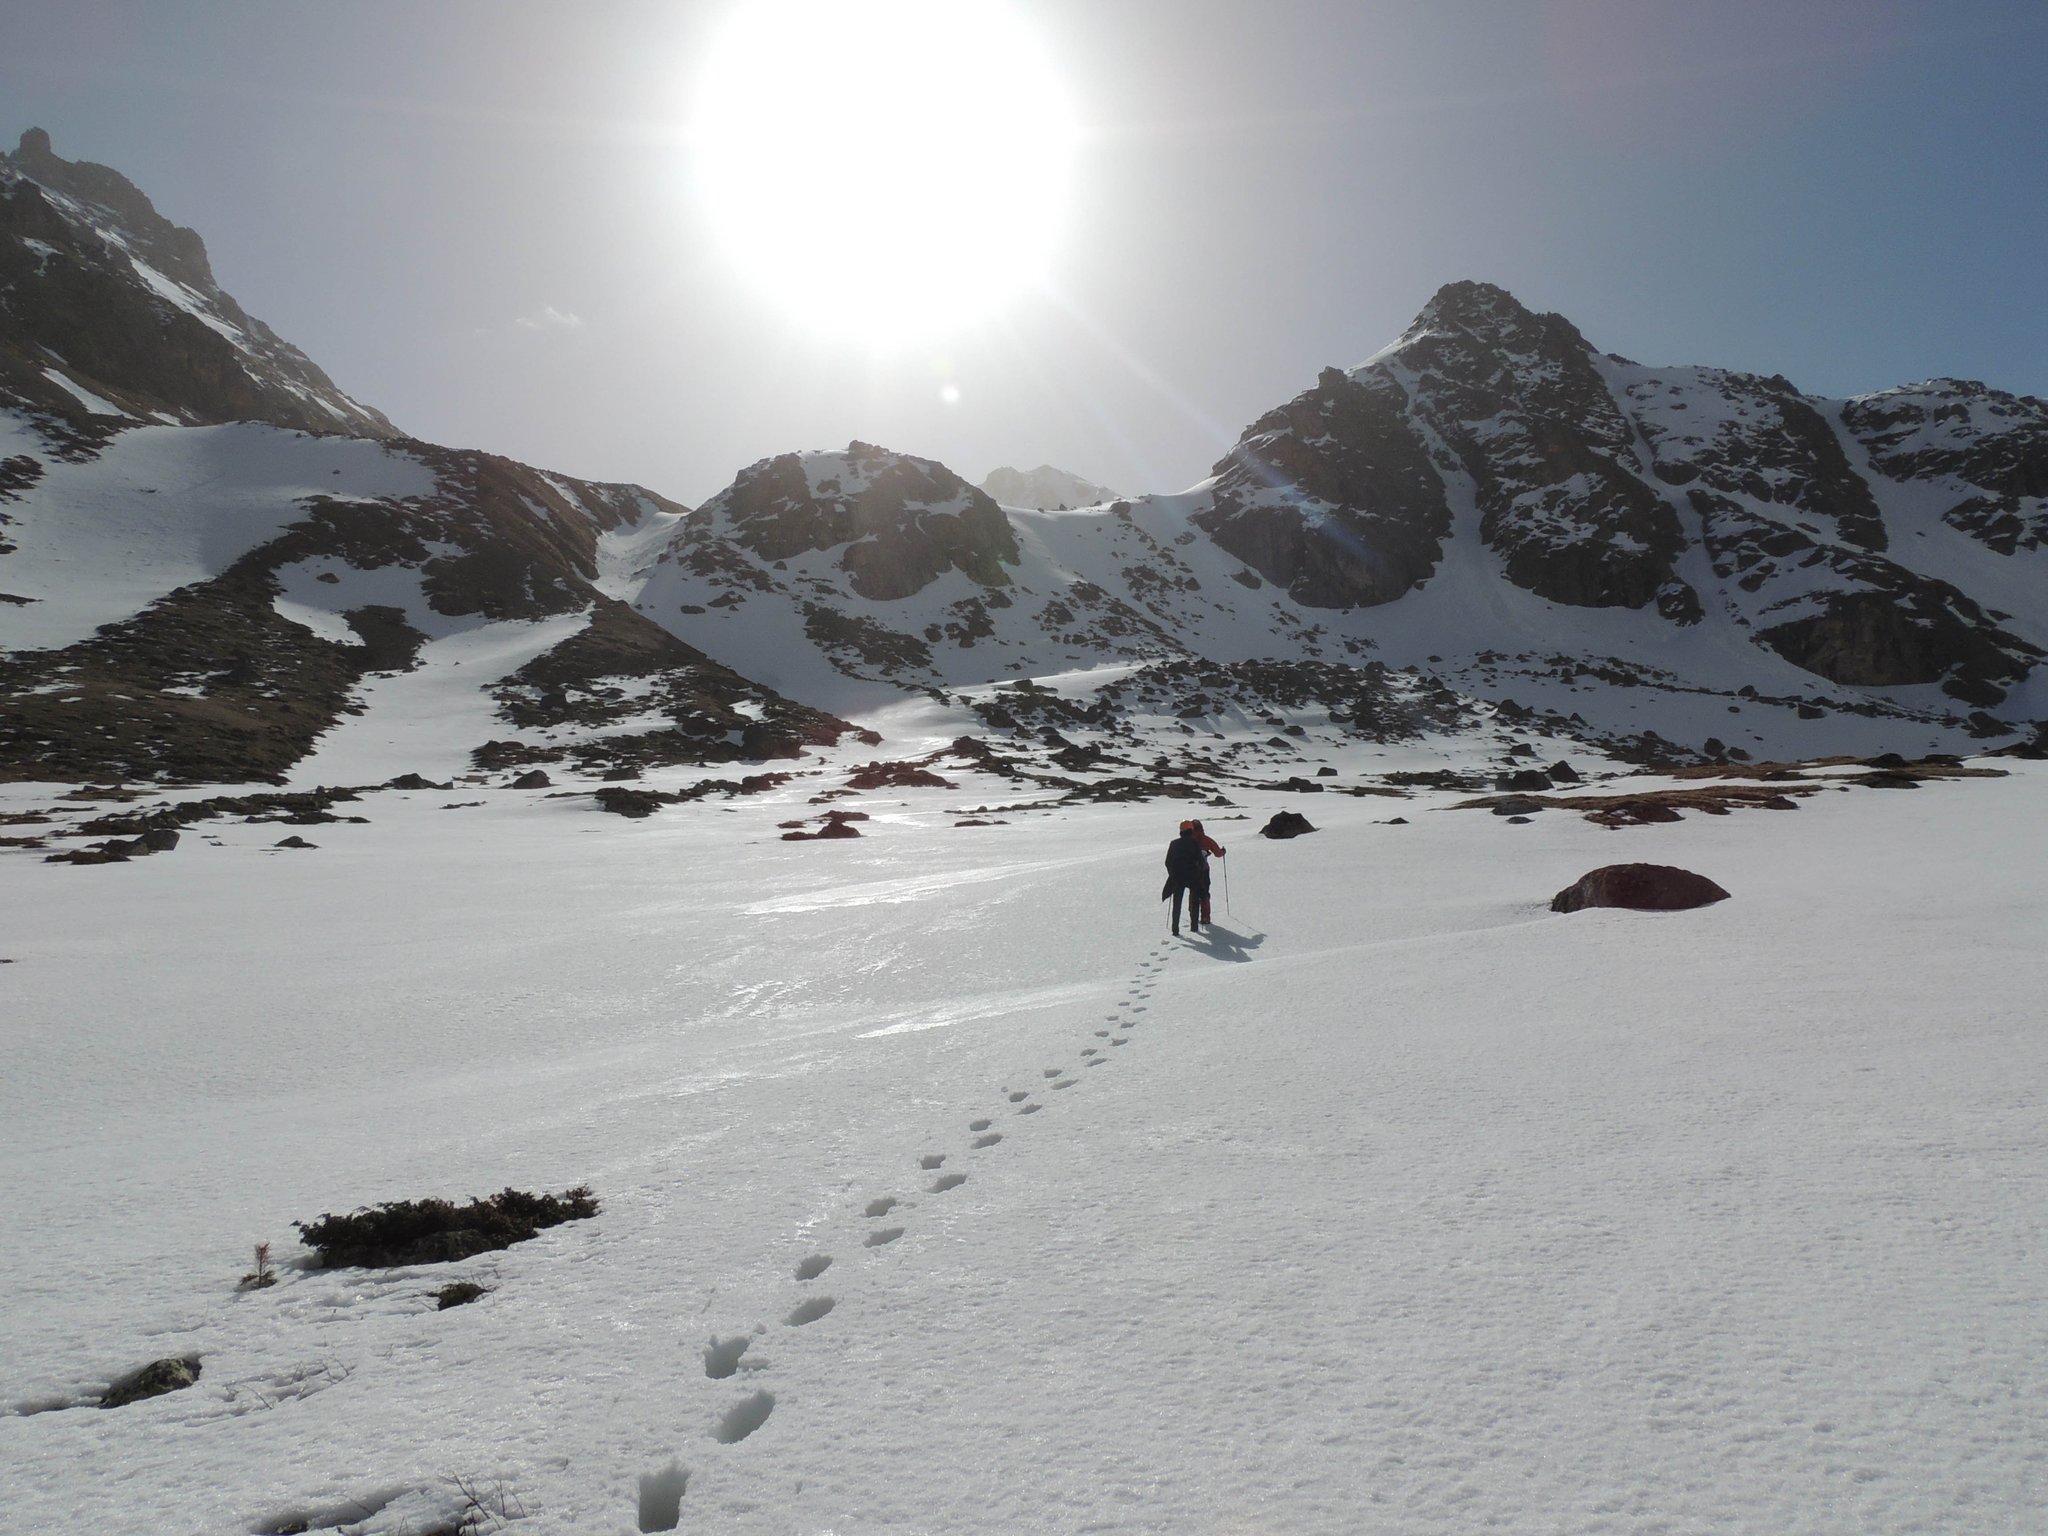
1550,864,1730,913
101,1355,200,1409
1259,811,1317,839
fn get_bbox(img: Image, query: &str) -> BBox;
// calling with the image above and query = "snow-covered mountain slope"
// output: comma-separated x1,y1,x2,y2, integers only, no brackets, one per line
979,462,1120,510
1172,282,2045,749
0,128,396,438
0,409,856,784
627,414,2044,770
2,128,2044,788
3,751,2042,1534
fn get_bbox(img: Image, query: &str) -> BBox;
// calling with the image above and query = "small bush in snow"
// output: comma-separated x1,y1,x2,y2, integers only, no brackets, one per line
294,1186,598,1269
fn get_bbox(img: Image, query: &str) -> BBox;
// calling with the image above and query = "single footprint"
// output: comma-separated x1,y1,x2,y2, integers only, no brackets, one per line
1082,1048,1098,1057
1008,1091,1028,1103
1018,1104,1043,1115
1131,1006,1148,1013
637,1460,688,1533
920,1154,946,1170
794,1254,832,1282
1094,1030,1109,1038
785,1296,835,1327
1087,1059,1107,1068
1111,1037,1129,1046
865,1226,905,1247
703,1336,750,1380
1043,1068,1062,1079
713,1390,775,1445
930,1173,967,1193
865,1197,898,1218
972,1133,1002,1149
1052,1079,1078,1090
969,1118,991,1132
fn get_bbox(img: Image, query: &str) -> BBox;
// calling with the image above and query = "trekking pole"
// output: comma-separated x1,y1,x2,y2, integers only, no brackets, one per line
1224,854,1232,917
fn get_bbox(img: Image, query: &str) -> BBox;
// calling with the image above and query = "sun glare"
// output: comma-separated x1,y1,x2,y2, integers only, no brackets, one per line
690,0,1078,344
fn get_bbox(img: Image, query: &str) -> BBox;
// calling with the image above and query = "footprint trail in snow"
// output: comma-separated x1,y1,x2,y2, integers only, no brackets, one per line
675,939,1176,1520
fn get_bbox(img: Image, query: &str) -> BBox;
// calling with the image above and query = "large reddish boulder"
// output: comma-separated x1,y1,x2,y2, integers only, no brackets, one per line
1550,863,1729,913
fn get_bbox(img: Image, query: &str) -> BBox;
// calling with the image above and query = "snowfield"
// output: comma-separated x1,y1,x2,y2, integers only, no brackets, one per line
1,753,2043,1534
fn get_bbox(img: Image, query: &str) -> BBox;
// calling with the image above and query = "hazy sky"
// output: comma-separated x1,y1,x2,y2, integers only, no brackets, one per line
5,1,2045,505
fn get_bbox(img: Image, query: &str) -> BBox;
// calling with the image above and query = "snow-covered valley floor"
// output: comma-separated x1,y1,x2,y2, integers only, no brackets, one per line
2,763,2044,1534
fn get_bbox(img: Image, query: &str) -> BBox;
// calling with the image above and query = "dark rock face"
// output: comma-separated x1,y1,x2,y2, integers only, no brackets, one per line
101,1356,201,1409
1845,380,2048,555
1258,810,1316,838
1198,368,1451,608
0,130,398,437
1550,863,1730,913
1686,489,2040,696
1628,368,1887,550
700,442,1019,600
480,599,857,775
1385,282,1686,610
0,439,711,784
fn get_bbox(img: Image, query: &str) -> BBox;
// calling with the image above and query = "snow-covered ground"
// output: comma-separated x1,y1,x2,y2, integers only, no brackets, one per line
2,755,2043,1534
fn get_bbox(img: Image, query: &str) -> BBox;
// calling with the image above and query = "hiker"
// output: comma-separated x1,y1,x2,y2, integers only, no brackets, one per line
1162,818,1225,935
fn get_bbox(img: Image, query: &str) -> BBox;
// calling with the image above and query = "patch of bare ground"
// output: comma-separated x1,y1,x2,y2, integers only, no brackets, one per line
1456,783,1816,825
1660,755,2006,781
476,598,870,774
1458,753,2009,826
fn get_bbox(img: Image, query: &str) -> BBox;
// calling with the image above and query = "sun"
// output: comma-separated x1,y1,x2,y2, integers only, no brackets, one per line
690,0,1078,343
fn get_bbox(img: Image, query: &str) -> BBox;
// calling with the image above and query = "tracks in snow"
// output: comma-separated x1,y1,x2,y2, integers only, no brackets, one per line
647,936,1178,1527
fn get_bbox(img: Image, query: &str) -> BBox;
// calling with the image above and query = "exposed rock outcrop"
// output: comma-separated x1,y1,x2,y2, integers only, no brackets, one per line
1384,281,1688,609
0,129,397,437
1198,367,1450,608
692,442,1019,601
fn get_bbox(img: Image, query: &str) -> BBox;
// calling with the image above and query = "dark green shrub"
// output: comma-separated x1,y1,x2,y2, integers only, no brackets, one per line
294,1185,597,1268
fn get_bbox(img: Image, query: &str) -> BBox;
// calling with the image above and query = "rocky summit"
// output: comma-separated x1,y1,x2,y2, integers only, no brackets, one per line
1,136,2044,788
0,129,396,438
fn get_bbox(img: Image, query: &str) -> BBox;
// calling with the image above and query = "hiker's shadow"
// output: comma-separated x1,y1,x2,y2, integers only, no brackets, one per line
1187,923,1264,963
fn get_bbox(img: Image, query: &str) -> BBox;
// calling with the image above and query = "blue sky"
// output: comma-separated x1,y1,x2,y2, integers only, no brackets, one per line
4,0,2044,503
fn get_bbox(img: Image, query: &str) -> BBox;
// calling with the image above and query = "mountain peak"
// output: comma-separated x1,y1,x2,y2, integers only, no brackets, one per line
4,127,214,291
1,127,398,437
1398,279,1596,358
1416,279,1536,331
979,464,1120,509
